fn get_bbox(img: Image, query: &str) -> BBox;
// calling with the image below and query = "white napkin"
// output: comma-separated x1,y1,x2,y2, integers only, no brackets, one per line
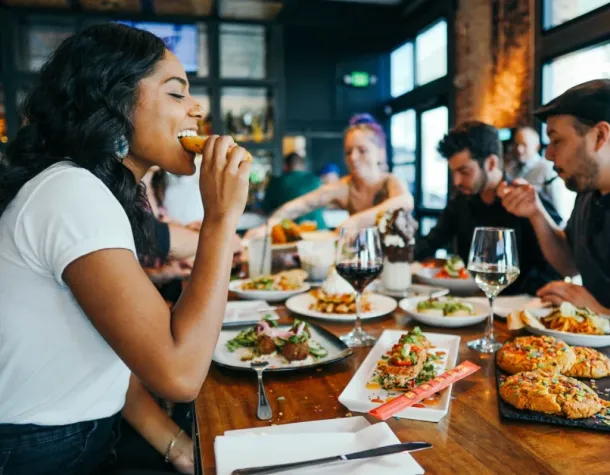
215,421,425,475
464,295,545,317
223,300,278,325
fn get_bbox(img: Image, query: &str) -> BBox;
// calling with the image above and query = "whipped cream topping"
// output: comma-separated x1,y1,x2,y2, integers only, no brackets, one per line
322,267,355,295
384,234,405,248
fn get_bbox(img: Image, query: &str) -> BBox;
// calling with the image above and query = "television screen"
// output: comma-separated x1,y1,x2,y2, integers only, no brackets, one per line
117,21,198,73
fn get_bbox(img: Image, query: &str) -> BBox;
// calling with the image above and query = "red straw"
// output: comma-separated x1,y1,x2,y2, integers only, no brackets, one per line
369,361,481,420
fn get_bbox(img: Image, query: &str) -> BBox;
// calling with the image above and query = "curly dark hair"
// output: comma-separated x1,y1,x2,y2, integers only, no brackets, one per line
437,121,502,167
0,23,166,261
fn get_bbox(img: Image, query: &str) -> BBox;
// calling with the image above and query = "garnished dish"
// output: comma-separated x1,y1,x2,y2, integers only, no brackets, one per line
510,302,610,336
564,347,610,379
177,131,253,161
309,267,372,314
416,297,474,317
496,335,577,375
499,370,608,419
240,270,307,292
271,219,303,245
434,255,469,279
226,318,328,363
369,328,446,391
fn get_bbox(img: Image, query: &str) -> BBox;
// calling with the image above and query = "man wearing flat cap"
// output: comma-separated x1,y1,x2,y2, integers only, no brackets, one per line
498,79,610,314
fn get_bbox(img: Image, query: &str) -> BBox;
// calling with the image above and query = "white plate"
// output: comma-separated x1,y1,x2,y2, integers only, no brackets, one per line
370,281,450,299
338,330,460,422
222,300,279,327
229,279,310,302
520,307,610,348
413,267,479,295
213,322,351,372
285,292,397,321
399,296,489,328
223,416,371,437
466,295,547,319
215,421,424,475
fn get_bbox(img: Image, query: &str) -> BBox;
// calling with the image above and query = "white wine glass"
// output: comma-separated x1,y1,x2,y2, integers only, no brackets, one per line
335,227,384,347
467,227,520,353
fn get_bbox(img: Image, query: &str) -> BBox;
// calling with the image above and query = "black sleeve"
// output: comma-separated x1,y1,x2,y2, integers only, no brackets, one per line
414,199,457,261
153,220,171,261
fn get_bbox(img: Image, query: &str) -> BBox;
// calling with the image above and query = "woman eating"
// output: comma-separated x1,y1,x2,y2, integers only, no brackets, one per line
245,114,413,238
0,23,249,474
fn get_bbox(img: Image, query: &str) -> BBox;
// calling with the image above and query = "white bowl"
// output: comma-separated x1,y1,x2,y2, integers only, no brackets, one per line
399,296,489,328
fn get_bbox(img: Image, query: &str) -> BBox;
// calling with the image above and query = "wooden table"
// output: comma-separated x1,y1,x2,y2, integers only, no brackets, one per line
195,310,609,474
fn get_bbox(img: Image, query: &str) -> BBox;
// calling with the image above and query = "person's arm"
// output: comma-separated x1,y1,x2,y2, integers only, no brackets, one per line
269,182,342,222
62,137,250,402
167,223,200,260
338,175,414,230
414,200,456,261
122,375,194,474
498,179,578,277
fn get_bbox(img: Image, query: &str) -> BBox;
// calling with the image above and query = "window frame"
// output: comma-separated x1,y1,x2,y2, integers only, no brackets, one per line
541,0,610,32
414,18,448,87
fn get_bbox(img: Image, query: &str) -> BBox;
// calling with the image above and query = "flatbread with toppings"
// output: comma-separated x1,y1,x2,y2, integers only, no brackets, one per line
496,336,576,375
499,370,606,419
563,347,610,379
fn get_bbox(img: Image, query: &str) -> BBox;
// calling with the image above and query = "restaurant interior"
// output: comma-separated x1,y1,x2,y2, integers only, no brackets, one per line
1,0,610,474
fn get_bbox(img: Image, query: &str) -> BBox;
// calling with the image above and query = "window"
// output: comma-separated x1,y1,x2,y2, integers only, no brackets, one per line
543,0,610,30
415,20,447,86
542,40,610,105
220,24,266,79
391,42,414,97
421,106,448,209
19,23,74,72
391,109,416,195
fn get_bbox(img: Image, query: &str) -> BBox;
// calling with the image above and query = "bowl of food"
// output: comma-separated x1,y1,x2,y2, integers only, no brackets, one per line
413,256,479,295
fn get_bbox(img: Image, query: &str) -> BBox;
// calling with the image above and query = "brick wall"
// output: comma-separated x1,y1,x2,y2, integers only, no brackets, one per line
454,0,535,128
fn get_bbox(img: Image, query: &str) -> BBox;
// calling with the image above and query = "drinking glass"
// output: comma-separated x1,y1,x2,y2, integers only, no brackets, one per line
335,227,384,347
467,227,520,353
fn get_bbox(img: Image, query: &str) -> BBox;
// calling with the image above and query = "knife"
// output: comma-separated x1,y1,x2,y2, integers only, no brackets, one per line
230,442,432,475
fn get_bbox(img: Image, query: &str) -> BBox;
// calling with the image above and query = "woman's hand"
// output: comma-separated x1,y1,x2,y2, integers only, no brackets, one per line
199,135,251,224
169,432,195,475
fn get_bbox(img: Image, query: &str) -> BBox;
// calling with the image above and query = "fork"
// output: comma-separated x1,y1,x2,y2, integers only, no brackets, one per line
251,361,272,420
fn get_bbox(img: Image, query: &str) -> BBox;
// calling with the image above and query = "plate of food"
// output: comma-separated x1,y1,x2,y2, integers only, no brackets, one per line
222,300,279,328
338,327,460,422
213,317,352,372
495,335,610,431
413,256,479,295
284,266,396,321
229,270,310,302
508,302,610,347
399,296,489,328
369,281,450,300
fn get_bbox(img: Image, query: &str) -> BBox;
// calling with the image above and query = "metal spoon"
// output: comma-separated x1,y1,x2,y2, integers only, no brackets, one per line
251,361,272,420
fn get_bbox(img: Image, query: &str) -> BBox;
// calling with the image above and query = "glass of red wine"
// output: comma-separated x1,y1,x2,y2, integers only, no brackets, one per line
335,227,384,347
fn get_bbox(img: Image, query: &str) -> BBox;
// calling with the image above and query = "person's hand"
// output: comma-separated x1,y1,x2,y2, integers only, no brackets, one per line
243,225,267,241
199,135,250,224
537,281,607,314
497,179,544,219
168,432,195,475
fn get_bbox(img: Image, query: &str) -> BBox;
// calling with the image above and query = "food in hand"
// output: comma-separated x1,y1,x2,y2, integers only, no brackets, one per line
563,347,610,379
416,297,474,317
499,370,607,419
226,318,327,363
435,256,469,279
177,131,252,162
241,269,307,292
496,336,576,375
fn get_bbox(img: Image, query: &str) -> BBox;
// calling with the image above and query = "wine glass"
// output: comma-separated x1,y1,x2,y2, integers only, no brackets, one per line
467,227,520,353
335,227,384,347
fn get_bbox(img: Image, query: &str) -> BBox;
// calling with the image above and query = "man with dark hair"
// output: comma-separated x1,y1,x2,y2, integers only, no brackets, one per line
262,152,326,229
415,121,561,295
500,79,610,312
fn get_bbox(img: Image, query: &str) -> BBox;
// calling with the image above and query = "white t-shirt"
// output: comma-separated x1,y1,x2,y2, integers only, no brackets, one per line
0,161,136,425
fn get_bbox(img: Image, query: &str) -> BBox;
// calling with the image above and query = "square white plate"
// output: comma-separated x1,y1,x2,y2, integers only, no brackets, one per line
215,421,424,475
339,330,460,422
223,300,279,327
223,416,371,437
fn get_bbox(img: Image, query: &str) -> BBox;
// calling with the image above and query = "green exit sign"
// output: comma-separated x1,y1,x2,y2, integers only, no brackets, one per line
343,71,377,88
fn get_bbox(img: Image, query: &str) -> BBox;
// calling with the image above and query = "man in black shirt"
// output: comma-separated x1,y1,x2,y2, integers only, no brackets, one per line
415,121,562,295
500,79,610,313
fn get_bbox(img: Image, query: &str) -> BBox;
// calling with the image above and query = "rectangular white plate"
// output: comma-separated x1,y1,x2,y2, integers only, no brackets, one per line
222,300,279,327
215,422,424,475
339,330,460,422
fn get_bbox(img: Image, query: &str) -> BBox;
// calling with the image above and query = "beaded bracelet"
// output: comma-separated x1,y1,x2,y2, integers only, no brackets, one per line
164,428,185,463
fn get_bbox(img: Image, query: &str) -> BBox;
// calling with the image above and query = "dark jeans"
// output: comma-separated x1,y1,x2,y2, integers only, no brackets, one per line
0,413,121,475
